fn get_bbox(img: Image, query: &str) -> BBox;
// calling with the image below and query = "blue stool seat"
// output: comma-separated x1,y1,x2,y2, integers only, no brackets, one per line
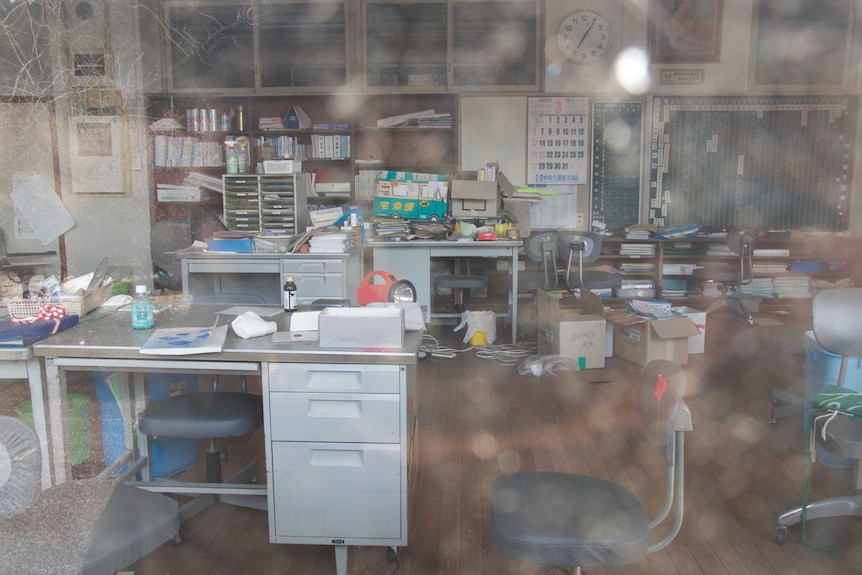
436,275,487,313
138,392,262,440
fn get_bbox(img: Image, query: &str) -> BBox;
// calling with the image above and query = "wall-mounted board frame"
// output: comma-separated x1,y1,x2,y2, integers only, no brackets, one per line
751,0,854,89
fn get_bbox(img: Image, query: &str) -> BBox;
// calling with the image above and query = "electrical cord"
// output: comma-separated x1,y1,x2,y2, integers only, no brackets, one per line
419,333,537,365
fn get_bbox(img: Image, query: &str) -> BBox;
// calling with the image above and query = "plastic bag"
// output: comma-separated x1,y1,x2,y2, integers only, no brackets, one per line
517,355,581,377
453,310,496,345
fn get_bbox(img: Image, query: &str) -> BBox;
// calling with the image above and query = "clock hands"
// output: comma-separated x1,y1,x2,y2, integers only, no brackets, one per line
575,17,597,51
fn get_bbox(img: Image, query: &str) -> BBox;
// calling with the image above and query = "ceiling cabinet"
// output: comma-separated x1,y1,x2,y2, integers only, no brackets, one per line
362,0,540,92
159,0,540,94
163,0,350,93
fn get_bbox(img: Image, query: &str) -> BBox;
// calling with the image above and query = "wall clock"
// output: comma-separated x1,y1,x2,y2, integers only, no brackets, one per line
558,11,611,65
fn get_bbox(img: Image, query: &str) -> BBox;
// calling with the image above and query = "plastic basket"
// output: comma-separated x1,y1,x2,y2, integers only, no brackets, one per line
5,284,113,319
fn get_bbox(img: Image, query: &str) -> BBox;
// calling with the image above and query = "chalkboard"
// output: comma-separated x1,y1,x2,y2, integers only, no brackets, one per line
648,96,856,230
590,102,643,230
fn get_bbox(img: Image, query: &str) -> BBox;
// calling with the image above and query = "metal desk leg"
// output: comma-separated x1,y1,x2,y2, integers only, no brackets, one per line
511,247,519,343
334,545,347,575
25,357,52,489
44,359,68,485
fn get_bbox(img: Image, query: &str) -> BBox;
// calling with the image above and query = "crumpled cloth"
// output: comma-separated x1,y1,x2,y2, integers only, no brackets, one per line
230,311,277,339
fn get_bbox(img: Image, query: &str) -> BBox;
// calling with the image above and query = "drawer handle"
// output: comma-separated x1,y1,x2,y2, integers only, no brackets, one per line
310,449,363,467
306,371,362,391
307,399,361,418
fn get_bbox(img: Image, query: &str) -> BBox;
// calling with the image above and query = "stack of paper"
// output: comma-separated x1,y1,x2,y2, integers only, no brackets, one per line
308,230,356,253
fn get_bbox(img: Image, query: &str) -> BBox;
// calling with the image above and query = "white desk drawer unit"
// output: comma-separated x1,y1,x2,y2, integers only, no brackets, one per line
263,362,410,548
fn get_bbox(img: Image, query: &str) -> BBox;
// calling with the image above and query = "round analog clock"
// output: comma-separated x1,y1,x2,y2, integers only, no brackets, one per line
558,11,612,65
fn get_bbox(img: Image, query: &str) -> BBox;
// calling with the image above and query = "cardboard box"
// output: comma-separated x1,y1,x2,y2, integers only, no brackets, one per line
537,289,607,369
450,171,500,218
671,306,707,354
318,307,404,349
610,315,700,367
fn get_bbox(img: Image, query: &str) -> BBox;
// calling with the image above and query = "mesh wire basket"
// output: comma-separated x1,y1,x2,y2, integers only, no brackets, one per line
4,284,113,319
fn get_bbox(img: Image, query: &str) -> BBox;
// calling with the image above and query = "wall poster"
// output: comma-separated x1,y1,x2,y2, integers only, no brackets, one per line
527,97,588,186
69,115,131,194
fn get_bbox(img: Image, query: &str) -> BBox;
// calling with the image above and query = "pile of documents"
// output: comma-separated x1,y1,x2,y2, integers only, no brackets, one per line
308,229,359,253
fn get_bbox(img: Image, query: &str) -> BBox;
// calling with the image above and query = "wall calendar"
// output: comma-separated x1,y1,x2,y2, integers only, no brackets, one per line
527,97,588,186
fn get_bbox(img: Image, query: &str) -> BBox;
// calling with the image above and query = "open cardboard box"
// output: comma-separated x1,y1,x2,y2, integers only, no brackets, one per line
607,308,700,367
537,288,610,369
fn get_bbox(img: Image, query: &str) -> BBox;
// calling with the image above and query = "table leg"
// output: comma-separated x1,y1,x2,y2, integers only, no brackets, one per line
44,359,68,485
334,545,347,575
25,357,53,489
511,248,519,343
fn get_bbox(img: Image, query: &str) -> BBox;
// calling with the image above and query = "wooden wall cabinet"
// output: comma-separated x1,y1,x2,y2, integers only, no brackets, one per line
361,0,540,92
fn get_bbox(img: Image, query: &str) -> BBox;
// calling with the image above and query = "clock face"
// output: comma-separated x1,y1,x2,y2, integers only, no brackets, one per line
558,11,611,65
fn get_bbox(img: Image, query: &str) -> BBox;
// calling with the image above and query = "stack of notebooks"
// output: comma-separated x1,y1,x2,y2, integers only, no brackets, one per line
739,278,775,298
258,116,285,130
620,243,656,257
773,276,812,298
308,229,360,253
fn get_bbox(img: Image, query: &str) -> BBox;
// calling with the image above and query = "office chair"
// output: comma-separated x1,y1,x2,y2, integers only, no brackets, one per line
493,360,692,573
694,228,760,325
518,230,560,293
558,230,621,292
776,288,862,545
131,293,267,521
0,416,181,575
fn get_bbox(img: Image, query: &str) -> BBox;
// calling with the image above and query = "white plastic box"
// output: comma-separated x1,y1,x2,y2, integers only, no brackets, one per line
318,307,404,349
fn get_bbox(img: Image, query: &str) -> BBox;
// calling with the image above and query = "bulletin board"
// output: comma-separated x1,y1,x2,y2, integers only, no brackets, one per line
527,97,589,186
648,95,856,230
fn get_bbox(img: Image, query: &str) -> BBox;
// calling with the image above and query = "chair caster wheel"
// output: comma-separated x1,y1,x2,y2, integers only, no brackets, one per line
775,526,787,545
171,532,185,547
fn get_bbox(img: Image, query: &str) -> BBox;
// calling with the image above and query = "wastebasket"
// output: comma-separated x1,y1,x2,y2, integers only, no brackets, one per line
16,393,92,467
96,372,200,477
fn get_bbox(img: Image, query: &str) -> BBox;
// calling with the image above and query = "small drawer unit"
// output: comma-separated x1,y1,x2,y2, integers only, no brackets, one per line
222,174,310,234
264,362,409,546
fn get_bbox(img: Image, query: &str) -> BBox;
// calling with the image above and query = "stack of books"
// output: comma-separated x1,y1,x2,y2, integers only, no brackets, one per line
258,117,285,130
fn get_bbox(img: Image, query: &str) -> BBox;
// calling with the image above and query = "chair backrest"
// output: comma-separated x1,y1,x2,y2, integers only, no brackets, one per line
637,360,691,466
191,293,267,305
523,231,559,290
813,288,862,360
727,228,758,286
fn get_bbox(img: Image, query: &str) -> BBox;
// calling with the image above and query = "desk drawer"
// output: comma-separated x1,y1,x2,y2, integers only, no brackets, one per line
294,273,343,298
269,392,400,442
282,259,343,275
187,260,280,274
268,364,401,394
270,441,402,541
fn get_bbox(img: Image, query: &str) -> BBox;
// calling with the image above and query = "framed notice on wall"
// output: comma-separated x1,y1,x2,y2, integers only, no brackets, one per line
527,97,588,186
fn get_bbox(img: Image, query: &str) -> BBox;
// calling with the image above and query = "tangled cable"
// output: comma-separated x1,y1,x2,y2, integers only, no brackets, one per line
419,333,537,365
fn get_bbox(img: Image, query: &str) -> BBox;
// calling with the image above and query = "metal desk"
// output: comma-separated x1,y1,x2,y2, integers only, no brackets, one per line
0,346,50,488
367,239,522,342
32,304,421,575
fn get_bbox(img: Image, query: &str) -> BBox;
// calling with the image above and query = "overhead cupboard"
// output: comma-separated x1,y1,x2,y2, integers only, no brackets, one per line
158,0,541,94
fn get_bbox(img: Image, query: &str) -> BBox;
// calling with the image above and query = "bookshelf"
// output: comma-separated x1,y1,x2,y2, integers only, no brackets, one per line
147,92,459,218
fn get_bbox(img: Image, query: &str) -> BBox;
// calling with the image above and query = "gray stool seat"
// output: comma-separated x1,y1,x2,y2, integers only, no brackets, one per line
82,484,180,575
493,471,647,567
138,392,263,440
436,274,488,290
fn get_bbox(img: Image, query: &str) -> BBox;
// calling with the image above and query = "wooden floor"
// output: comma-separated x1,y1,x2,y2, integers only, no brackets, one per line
124,310,862,575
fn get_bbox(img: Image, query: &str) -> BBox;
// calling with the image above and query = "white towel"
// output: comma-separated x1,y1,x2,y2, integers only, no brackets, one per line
231,311,277,339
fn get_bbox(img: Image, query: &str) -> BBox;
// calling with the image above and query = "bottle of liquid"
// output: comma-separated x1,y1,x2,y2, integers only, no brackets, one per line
283,276,297,311
237,105,245,132
224,140,238,174
130,285,154,329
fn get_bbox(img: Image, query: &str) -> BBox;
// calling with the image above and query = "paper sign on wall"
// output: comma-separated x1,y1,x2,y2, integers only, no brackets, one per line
10,172,75,245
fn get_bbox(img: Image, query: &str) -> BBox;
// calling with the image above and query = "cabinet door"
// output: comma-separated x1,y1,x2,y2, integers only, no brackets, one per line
165,2,255,92
256,1,349,91
452,1,540,90
362,1,448,90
